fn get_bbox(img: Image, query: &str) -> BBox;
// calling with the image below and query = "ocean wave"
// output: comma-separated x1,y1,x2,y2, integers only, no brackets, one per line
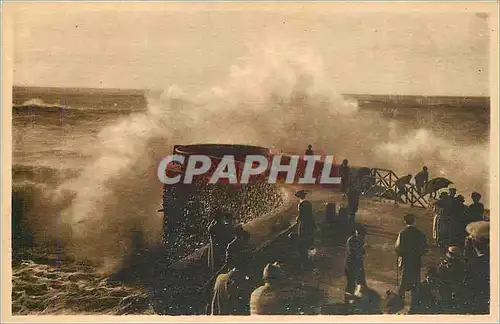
13,164,80,185
13,98,145,114
12,41,490,290
12,260,152,315
13,98,70,113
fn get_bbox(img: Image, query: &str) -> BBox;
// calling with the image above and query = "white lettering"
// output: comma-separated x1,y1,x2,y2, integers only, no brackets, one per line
157,155,185,184
320,155,342,184
240,155,269,184
299,155,321,184
209,155,238,184
184,155,212,184
268,155,299,184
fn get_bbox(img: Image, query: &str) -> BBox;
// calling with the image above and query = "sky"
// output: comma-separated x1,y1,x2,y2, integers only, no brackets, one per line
8,3,493,96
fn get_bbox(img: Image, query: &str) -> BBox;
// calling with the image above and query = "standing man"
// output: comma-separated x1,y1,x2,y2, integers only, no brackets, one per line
466,192,485,223
415,166,429,195
305,144,314,156
295,190,316,269
347,186,361,227
395,214,428,312
208,211,233,272
339,159,350,198
344,228,367,303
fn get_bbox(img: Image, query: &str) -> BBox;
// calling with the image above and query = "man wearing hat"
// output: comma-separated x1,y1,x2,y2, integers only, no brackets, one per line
295,190,316,269
250,262,289,315
394,214,428,311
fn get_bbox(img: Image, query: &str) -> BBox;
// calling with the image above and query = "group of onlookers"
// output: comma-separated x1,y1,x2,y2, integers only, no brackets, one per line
433,188,486,247
204,154,489,315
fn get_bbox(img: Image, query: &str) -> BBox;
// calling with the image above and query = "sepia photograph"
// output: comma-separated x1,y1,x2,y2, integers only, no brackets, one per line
1,1,498,321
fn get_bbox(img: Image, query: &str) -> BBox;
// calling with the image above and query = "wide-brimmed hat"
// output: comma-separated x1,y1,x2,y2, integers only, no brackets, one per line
295,190,308,198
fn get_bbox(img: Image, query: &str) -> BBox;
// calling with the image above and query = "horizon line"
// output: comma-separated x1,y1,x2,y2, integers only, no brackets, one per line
12,84,490,99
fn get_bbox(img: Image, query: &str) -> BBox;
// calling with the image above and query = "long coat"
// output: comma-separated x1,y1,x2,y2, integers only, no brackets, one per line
211,269,252,315
339,165,350,193
297,199,315,249
345,235,366,284
347,188,361,214
395,226,428,291
208,221,232,272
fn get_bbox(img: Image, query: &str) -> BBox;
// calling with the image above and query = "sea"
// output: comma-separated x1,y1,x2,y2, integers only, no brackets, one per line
11,84,490,315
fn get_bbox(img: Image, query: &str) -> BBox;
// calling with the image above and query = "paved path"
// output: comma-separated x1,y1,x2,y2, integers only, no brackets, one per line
282,187,444,313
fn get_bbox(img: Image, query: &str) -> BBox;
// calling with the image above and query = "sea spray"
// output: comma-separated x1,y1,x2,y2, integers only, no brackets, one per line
16,42,488,272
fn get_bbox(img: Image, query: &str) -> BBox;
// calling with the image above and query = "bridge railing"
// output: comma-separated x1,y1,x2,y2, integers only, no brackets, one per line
362,168,430,208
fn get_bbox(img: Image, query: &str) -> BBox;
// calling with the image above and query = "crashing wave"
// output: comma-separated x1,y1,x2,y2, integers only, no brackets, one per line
13,98,70,112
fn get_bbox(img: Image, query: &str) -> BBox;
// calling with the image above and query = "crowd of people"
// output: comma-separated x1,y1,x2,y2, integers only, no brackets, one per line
433,189,486,247
202,152,490,315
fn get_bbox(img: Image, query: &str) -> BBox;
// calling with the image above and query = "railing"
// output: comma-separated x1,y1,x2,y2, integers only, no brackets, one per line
362,168,430,209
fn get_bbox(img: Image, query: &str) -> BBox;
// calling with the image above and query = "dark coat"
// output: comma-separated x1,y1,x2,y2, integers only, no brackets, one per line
345,235,366,285
345,235,365,270
347,189,361,214
297,199,315,248
466,202,485,223
451,203,468,245
225,237,252,270
414,279,438,314
464,253,490,314
339,165,350,193
395,226,428,290
437,253,466,307
208,221,232,271
415,170,429,186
